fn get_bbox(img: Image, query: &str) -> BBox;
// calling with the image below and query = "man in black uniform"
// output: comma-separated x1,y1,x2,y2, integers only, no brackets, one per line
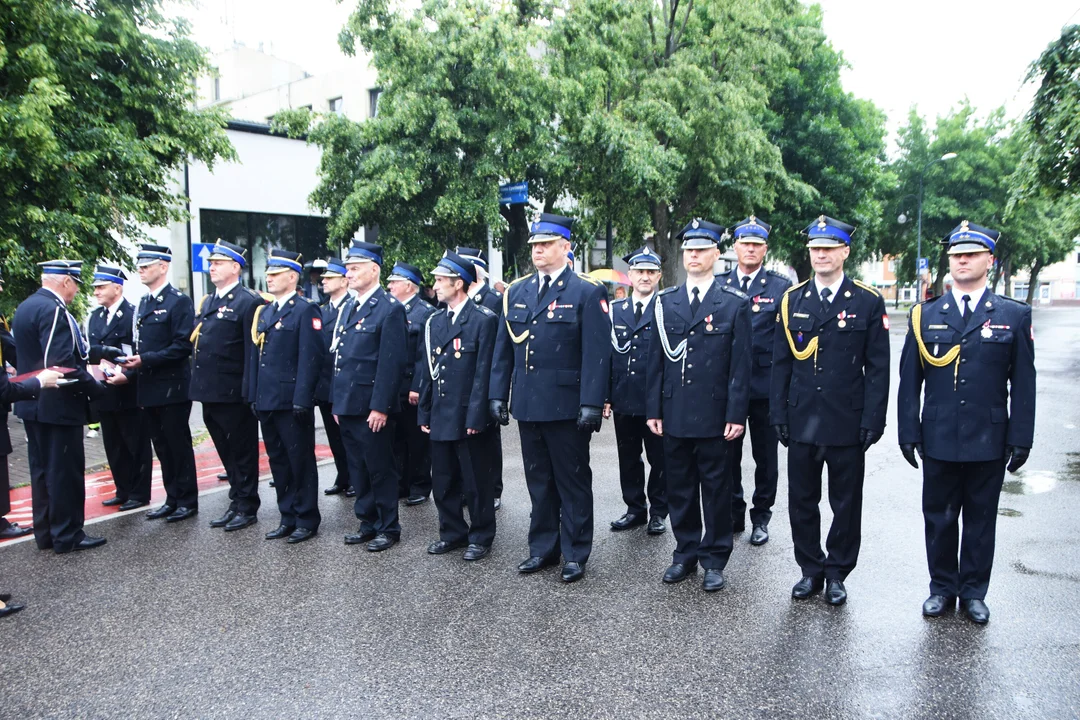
14,260,107,553
490,213,611,583
387,261,435,505
250,249,323,544
300,259,329,304
418,252,500,560
606,246,668,536
332,241,408,551
110,244,199,523
771,216,890,606
457,246,505,509
647,221,752,592
1,267,36,540
88,265,151,511
189,241,267,532
0,359,63,615
898,221,1036,625
316,258,354,497
715,216,792,545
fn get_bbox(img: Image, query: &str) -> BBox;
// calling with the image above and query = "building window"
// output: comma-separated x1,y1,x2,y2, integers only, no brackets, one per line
213,77,221,102
329,97,343,114
369,88,382,118
300,104,312,111
887,259,895,272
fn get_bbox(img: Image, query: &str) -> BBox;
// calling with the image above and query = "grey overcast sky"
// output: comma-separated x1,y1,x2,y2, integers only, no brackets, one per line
181,0,1080,144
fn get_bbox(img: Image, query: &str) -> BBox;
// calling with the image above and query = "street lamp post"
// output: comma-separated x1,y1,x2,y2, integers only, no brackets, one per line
899,153,957,302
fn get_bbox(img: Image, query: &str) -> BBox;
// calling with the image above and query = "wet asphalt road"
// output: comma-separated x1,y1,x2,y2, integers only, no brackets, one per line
1,307,1079,719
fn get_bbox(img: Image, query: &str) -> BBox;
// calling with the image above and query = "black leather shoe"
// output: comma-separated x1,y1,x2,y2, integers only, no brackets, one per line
610,513,647,531
324,485,347,495
960,598,990,625
923,594,956,617
662,563,698,584
493,497,502,511
165,506,198,523
405,494,429,506
224,513,257,532
265,525,295,540
0,523,32,539
367,534,398,552
428,539,467,555
750,524,769,546
646,516,667,535
119,500,148,512
286,528,317,544
792,576,825,599
101,496,124,507
560,561,585,583
345,488,356,497
344,529,376,545
825,580,847,606
518,555,559,574
0,600,25,618
146,504,175,520
703,569,726,592
209,510,237,528
463,544,490,561
217,472,229,482
56,536,107,554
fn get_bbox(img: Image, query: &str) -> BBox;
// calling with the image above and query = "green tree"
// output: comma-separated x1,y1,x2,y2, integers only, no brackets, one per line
0,0,234,310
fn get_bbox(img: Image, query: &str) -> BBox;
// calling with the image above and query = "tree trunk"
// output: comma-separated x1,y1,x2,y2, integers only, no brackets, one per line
1002,256,1013,298
498,203,532,280
1025,259,1044,305
791,256,812,284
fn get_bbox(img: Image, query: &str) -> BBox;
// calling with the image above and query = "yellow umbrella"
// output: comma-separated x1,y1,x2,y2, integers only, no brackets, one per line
588,268,630,285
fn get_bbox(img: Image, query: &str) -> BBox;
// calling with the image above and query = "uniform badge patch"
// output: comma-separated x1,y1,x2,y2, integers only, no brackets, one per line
312,318,322,330
600,299,609,314
881,314,890,330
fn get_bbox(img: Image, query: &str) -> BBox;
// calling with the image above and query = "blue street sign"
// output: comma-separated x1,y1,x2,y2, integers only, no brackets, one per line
499,181,528,205
191,243,214,273
918,257,928,272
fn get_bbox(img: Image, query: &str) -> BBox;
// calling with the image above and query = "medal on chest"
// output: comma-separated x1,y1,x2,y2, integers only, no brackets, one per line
705,314,713,332
454,338,462,359
547,300,556,319
837,310,847,328
981,319,992,338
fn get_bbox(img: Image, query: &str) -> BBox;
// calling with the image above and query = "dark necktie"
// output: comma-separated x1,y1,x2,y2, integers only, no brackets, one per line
448,309,455,325
634,301,643,323
741,276,751,294
690,287,701,316
539,274,551,301
961,294,971,322
820,287,832,310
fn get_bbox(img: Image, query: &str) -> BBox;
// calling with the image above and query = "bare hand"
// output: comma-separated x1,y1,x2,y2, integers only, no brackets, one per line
35,369,63,388
603,403,611,419
466,428,480,435
105,372,129,386
421,425,431,434
120,355,143,369
367,410,388,432
724,423,745,441
409,391,419,406
647,418,663,437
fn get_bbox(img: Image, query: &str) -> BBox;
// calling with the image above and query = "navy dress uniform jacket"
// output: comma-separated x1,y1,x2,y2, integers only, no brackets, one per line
471,283,503,314
314,294,350,404
716,269,792,400
88,299,138,413
1,314,18,455
646,282,753,438
418,300,498,441
770,276,890,447
189,286,267,403
331,287,408,417
490,270,611,421
249,295,323,411
13,289,103,425
609,294,657,417
400,295,436,400
133,284,194,407
897,292,1035,462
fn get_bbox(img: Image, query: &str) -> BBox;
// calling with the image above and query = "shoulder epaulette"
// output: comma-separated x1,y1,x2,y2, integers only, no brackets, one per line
300,295,318,305
508,274,532,287
785,279,810,294
658,286,678,296
714,269,734,279
240,286,262,299
721,285,750,300
259,292,274,303
852,279,881,297
170,286,183,296
577,272,600,285
997,294,1027,307
767,270,791,281
475,304,497,317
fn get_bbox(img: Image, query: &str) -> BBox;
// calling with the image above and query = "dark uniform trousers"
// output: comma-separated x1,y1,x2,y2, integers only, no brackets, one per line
729,398,778,527
134,284,199,510
518,420,593,563
318,402,349,490
665,434,732,569
98,409,152,504
203,403,260,515
260,410,321,529
613,413,667,519
431,428,498,547
339,415,400,537
393,402,431,498
25,422,85,550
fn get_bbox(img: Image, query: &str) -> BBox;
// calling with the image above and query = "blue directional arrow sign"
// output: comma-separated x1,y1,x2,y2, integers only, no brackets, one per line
499,181,528,205
191,243,214,273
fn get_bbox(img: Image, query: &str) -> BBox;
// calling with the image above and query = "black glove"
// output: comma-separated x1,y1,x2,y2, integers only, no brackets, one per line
1005,446,1029,473
900,443,922,469
577,405,603,433
489,399,509,426
859,428,883,452
101,346,124,362
293,404,313,421
250,403,259,419
773,424,789,447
